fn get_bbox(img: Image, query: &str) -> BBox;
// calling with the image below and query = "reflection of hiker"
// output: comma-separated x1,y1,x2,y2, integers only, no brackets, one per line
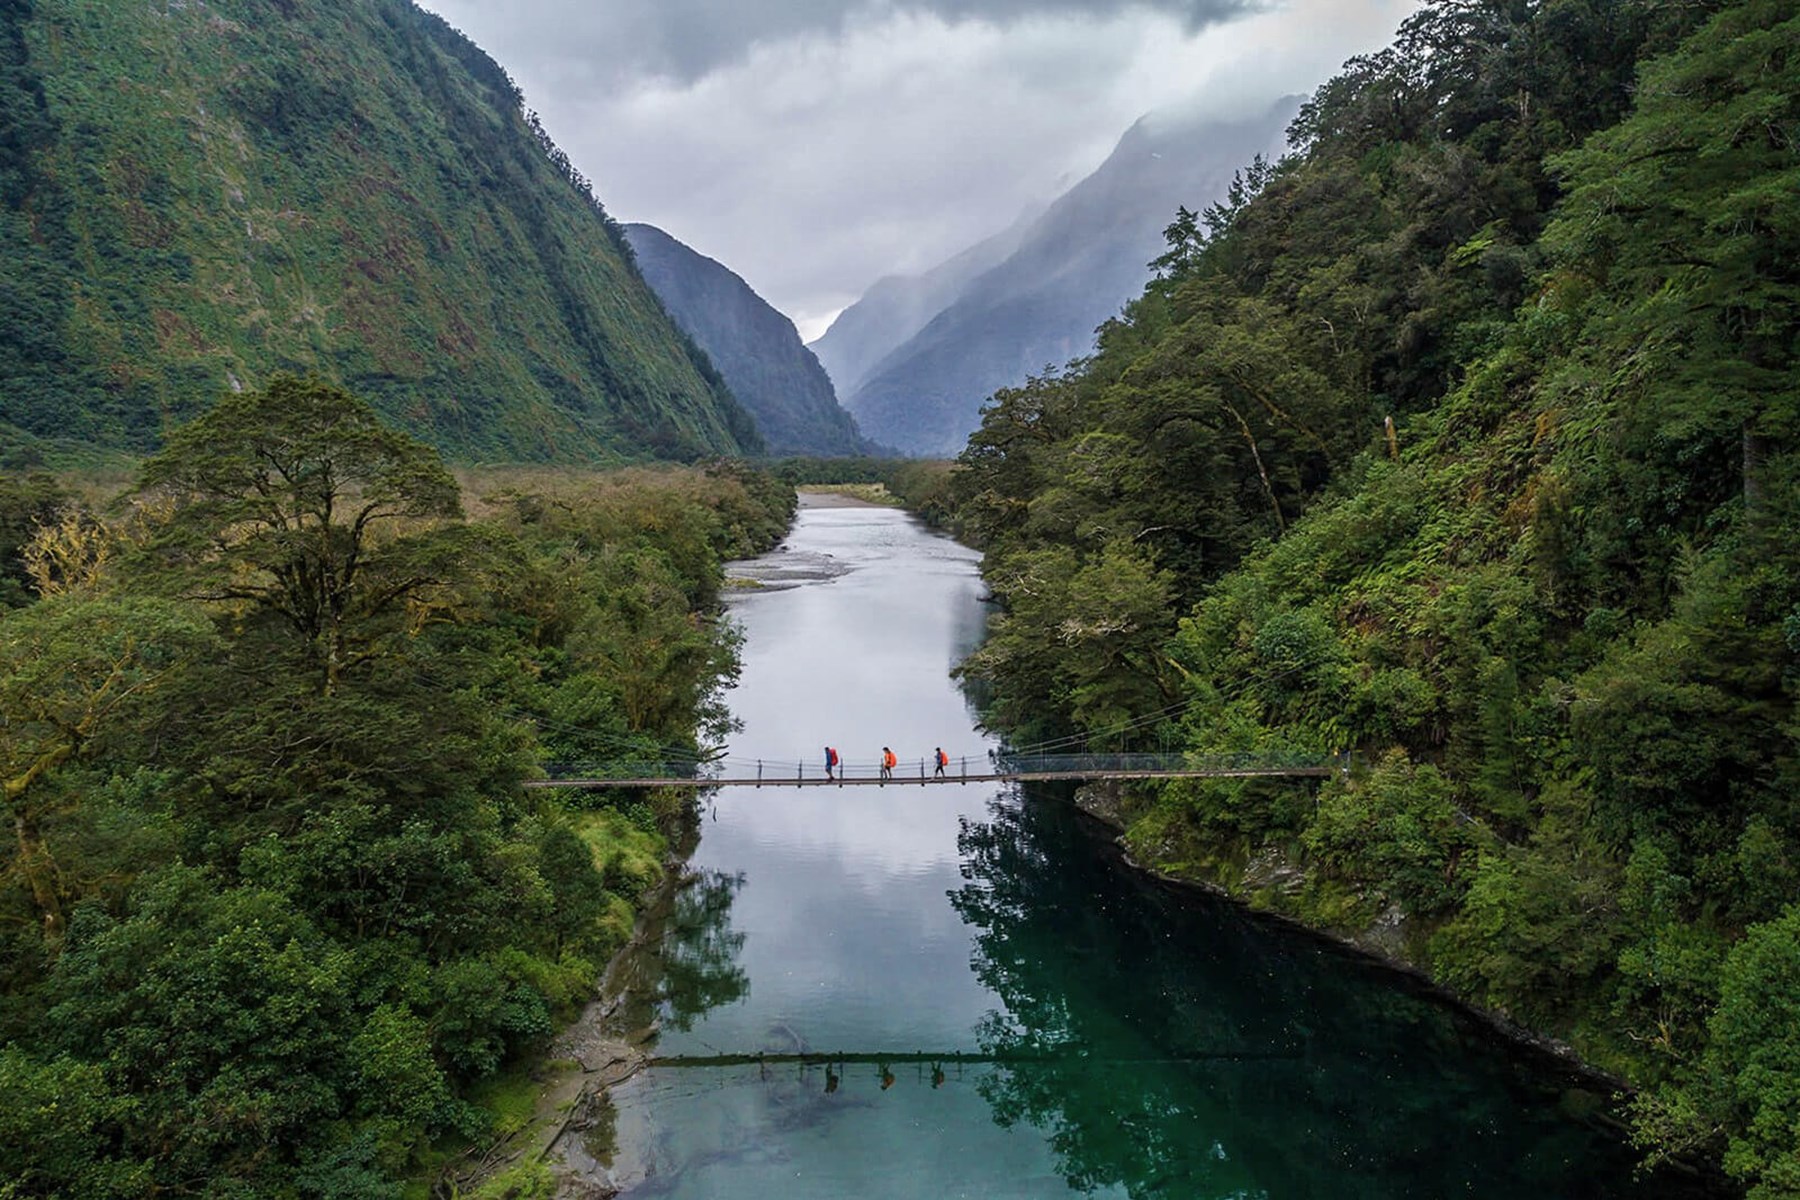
880,747,895,781
934,747,947,777
880,1062,895,1090
824,746,838,780
931,1062,946,1089
825,1062,839,1094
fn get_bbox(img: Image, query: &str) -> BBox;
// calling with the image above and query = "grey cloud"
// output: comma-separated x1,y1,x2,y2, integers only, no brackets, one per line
449,0,1260,84
419,0,1418,335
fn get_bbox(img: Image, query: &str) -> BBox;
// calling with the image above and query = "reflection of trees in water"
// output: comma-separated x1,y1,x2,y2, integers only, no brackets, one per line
656,869,750,1032
950,793,1713,1200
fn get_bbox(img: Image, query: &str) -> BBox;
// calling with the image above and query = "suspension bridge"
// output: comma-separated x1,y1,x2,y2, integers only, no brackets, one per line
525,751,1344,791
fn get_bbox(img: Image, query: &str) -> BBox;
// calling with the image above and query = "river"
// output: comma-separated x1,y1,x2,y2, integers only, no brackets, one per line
564,493,1715,1199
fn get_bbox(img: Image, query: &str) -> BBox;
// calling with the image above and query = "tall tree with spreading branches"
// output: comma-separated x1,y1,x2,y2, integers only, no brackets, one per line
139,376,464,695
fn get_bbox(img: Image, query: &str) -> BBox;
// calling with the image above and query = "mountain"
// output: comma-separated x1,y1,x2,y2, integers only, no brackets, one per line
623,224,867,457
807,205,1039,399
0,0,759,464
842,100,1299,456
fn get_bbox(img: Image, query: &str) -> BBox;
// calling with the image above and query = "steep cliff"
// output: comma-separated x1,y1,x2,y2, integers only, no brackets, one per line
624,223,867,457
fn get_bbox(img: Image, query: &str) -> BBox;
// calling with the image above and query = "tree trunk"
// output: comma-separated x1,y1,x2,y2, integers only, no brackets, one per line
1223,401,1286,533
1743,424,1766,522
13,811,65,942
5,739,75,941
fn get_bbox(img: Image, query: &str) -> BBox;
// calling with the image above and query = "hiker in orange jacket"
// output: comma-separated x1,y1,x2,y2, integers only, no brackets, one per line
880,747,896,781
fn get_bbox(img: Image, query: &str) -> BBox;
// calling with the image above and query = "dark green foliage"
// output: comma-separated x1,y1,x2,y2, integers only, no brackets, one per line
1305,751,1472,916
47,868,379,1189
0,0,757,462
1702,906,1800,1198
139,375,464,695
0,389,794,1193
0,1046,147,1198
944,1,1797,1188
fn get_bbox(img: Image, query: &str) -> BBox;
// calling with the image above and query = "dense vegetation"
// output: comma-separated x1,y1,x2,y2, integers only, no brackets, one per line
945,2,1798,1193
0,377,793,1196
0,0,760,466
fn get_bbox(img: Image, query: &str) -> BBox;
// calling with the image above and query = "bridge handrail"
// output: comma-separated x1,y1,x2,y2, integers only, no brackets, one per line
540,750,1341,783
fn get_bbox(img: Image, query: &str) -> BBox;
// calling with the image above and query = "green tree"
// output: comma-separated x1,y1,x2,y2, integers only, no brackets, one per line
0,472,71,608
1542,0,1800,551
139,376,462,695
0,1047,148,1199
0,596,216,939
1704,904,1800,1199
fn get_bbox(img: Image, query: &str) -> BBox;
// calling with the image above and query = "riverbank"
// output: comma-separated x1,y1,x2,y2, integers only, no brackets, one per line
422,487,813,1198
434,831,698,1198
442,491,853,1198
1066,777,1738,1191
793,483,899,507
1071,778,1604,1071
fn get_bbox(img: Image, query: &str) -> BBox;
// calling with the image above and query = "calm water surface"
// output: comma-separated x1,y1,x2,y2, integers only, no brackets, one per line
587,496,1707,1199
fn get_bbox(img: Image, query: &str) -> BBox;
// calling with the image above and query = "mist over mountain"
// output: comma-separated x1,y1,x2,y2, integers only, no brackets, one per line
624,224,868,456
0,0,758,464
807,205,1040,400
841,99,1300,456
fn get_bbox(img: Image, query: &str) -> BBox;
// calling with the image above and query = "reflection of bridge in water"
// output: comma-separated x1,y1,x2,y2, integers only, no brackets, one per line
648,1048,1304,1068
526,752,1345,791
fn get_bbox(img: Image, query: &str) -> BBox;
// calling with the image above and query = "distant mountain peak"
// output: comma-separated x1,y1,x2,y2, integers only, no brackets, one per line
808,201,1045,399
838,96,1300,457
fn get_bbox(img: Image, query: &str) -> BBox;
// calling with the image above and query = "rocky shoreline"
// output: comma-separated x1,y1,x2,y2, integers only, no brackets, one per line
439,844,697,1199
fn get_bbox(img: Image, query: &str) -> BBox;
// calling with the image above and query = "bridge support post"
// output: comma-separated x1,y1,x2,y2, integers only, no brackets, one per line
757,760,762,788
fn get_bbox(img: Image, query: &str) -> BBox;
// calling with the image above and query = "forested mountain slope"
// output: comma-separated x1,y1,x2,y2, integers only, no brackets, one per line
844,101,1295,456
623,224,869,457
0,0,759,463
950,2,1799,1193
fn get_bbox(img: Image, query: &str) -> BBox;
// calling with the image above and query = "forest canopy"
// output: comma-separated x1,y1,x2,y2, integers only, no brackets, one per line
947,2,1799,1193
0,378,793,1195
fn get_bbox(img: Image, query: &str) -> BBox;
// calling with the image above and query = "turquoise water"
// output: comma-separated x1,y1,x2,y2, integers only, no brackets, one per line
583,496,1717,1199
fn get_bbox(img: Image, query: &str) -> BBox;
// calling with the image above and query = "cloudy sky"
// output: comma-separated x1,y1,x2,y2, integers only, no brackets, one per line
416,0,1422,340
